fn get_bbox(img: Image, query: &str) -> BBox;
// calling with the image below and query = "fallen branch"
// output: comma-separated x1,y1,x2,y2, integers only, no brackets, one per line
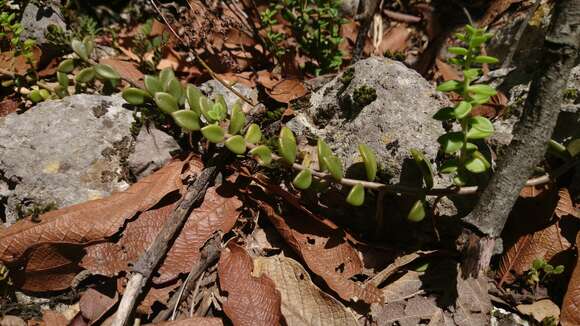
111,164,219,326
461,0,580,276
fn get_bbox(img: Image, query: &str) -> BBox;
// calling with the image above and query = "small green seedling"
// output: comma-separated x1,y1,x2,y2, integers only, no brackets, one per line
525,258,564,287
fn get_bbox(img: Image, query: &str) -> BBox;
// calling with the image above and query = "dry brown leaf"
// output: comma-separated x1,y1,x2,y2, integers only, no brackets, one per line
100,58,144,87
377,25,410,55
561,231,580,326
478,0,523,27
0,96,18,117
516,299,560,324
267,79,307,103
555,188,579,219
435,58,461,81
497,223,571,286
371,263,491,326
79,288,118,324
41,310,69,326
150,317,224,326
260,202,383,304
82,185,241,284
218,243,284,326
1,160,190,291
253,256,359,326
0,159,187,264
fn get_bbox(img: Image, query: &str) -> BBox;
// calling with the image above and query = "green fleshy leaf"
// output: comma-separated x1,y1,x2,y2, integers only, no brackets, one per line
154,92,179,114
463,69,480,81
322,155,343,181
532,259,545,270
75,67,96,83
346,183,365,206
199,96,216,122
212,103,226,121
474,55,499,64
56,71,68,88
122,87,149,105
469,35,488,48
94,64,120,80
216,94,228,114
39,89,50,100
453,101,472,119
144,75,163,95
293,169,312,190
244,123,262,144
440,159,459,174
186,84,202,114
433,107,455,121
171,110,201,131
453,170,471,186
82,35,94,56
465,151,490,173
553,265,564,274
29,89,43,103
407,200,426,222
201,124,225,143
165,77,182,100
438,132,464,154
57,59,74,73
359,143,377,181
448,47,468,55
229,101,246,135
567,138,580,157
468,84,497,97
410,148,434,189
225,135,246,154
249,145,272,166
71,39,88,61
465,142,478,152
437,80,461,92
470,94,491,105
278,127,297,164
159,67,175,87
466,116,494,139
317,138,333,171
54,85,68,98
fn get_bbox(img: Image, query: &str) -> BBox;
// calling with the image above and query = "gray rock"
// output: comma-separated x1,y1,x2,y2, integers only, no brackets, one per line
0,94,178,226
199,79,258,112
20,2,66,45
287,57,450,185
129,127,180,178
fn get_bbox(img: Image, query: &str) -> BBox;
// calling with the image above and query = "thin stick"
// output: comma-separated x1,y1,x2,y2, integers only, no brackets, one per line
111,166,218,326
150,0,256,106
153,235,221,323
501,0,542,70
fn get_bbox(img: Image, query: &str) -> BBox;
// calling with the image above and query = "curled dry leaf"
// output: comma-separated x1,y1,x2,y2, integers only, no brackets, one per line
555,188,579,219
82,185,241,284
435,58,461,81
79,288,118,324
218,243,284,326
561,231,580,326
150,317,224,326
376,25,411,55
0,160,188,291
100,58,145,86
253,256,359,326
497,223,571,286
259,201,383,304
267,79,307,104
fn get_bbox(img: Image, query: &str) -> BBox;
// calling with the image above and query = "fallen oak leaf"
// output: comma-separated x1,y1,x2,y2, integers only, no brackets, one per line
267,79,308,104
259,201,383,304
218,243,284,326
0,159,188,264
253,256,359,326
149,317,224,325
561,231,580,326
81,185,241,284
